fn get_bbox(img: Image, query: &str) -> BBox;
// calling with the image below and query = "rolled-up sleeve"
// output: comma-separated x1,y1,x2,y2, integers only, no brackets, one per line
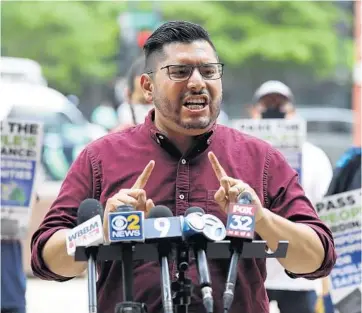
265,148,337,279
31,147,98,281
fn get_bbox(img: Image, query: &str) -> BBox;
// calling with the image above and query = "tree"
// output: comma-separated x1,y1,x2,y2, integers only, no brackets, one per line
160,1,353,77
1,1,353,95
1,1,125,93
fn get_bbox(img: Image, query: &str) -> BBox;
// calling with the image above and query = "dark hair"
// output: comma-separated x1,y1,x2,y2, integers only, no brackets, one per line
126,56,145,94
143,21,217,71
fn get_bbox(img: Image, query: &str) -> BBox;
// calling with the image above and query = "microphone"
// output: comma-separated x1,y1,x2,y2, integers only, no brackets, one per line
184,207,214,313
148,205,175,313
223,192,256,313
108,204,145,242
108,204,145,303
75,198,104,313
144,207,183,242
182,208,205,239
66,200,104,256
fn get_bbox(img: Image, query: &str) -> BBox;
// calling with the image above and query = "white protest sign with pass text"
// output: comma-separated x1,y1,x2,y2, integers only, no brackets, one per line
315,189,361,313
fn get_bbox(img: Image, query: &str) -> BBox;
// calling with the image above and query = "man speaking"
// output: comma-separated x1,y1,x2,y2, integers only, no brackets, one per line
31,21,336,313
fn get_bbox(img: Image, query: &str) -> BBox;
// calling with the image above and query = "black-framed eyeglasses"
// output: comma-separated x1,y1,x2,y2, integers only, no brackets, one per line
147,63,224,81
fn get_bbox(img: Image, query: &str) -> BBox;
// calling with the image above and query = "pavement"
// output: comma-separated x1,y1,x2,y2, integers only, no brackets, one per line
26,277,88,313
26,276,279,313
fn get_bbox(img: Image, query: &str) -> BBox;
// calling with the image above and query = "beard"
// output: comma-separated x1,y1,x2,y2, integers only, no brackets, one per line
153,92,222,130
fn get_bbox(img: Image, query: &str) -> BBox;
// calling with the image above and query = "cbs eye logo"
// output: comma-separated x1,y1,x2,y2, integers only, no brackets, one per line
111,214,140,231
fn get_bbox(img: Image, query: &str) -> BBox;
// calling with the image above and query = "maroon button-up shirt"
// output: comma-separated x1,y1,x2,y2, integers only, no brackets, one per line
31,110,336,313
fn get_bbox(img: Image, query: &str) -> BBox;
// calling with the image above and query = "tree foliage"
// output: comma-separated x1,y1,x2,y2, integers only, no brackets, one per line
1,1,353,94
1,1,124,93
161,1,353,77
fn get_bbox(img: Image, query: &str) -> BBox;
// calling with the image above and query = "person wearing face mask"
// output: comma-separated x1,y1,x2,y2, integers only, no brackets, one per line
250,80,334,313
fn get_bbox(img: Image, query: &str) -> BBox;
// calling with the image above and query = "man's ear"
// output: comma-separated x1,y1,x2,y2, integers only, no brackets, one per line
140,74,153,103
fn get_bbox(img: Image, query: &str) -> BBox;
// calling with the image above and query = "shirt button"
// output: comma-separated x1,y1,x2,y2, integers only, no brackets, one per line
156,138,160,144
179,194,185,200
181,159,187,164
207,139,211,145
158,135,164,140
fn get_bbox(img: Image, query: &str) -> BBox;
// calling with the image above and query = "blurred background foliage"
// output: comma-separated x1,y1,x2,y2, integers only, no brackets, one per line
2,1,124,93
162,1,353,72
2,1,353,95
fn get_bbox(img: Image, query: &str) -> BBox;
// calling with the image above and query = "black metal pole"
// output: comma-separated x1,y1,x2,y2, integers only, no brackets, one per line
122,244,134,302
87,248,98,313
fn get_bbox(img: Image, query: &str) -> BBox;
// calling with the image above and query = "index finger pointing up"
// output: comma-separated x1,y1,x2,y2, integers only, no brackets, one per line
131,160,155,189
208,151,228,181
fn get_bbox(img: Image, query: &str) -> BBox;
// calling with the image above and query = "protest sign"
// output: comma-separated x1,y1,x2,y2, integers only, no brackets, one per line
231,119,306,179
316,189,361,313
1,119,43,239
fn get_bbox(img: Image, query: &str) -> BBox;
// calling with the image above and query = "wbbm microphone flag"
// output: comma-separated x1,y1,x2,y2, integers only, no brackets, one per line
108,211,145,242
66,215,104,256
226,203,256,239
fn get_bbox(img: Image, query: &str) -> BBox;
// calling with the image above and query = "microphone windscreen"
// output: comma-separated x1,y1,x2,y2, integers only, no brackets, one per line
148,205,173,218
185,206,205,216
116,205,134,212
77,199,104,225
236,191,253,204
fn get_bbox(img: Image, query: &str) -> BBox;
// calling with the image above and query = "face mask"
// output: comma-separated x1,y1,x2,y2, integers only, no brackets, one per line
261,107,286,119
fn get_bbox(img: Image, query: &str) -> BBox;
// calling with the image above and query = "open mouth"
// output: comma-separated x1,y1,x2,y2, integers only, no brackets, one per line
183,96,208,110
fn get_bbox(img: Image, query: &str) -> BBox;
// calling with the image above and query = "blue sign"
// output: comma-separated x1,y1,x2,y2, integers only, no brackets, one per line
331,230,361,289
144,216,183,240
1,159,36,207
108,211,145,242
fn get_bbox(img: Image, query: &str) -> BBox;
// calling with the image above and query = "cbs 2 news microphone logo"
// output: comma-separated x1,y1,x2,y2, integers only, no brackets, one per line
108,211,145,242
226,204,256,239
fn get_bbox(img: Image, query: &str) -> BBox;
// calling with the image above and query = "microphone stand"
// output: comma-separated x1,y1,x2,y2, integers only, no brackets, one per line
86,246,99,313
223,193,254,313
114,244,148,313
172,243,192,313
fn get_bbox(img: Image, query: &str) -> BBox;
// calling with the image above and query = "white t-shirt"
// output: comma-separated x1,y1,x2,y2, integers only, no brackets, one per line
264,141,333,293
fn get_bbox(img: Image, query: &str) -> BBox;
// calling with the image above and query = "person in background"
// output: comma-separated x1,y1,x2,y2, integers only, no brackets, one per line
326,146,361,195
1,105,30,313
1,239,26,313
249,80,334,313
316,146,362,313
116,56,154,130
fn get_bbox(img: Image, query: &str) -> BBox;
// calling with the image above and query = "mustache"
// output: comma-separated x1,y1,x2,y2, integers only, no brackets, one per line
182,90,210,99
